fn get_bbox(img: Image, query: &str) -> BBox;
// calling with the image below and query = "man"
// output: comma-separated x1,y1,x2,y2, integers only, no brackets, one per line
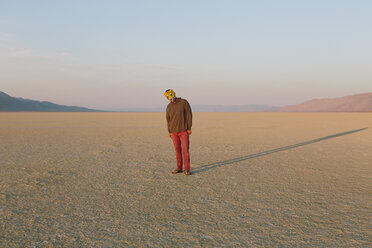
164,89,192,175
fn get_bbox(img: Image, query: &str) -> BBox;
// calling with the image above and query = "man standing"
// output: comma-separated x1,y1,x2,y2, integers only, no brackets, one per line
164,89,192,175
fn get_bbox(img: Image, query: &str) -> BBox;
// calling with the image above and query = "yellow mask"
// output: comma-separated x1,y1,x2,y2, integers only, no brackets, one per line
164,89,176,101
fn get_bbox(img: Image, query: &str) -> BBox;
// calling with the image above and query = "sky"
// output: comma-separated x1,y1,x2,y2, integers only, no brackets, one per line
1,0,372,110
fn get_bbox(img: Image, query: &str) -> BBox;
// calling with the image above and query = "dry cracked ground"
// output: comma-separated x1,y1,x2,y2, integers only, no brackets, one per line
1,112,371,247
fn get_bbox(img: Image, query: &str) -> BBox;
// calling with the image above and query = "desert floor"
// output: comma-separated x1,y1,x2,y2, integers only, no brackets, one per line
1,112,371,247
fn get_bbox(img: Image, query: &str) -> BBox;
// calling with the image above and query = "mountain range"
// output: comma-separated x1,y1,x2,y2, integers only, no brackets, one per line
1,90,372,112
0,91,102,112
279,92,372,112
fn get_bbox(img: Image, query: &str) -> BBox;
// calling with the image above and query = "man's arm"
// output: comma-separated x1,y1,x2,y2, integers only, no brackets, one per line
184,100,192,131
166,106,172,134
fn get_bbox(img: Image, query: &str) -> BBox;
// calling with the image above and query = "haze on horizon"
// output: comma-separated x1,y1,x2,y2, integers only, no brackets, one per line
1,1,371,110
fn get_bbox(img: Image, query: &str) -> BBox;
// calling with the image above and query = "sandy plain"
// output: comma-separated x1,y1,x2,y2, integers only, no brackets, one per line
0,112,371,247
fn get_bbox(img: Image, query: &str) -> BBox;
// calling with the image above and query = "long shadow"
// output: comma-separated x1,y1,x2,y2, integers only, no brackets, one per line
192,128,368,174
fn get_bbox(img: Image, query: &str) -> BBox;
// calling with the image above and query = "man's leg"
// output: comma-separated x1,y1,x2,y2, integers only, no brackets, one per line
171,132,183,170
179,131,190,171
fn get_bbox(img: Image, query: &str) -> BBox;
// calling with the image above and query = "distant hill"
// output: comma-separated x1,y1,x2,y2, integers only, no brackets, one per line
279,93,372,112
0,91,103,112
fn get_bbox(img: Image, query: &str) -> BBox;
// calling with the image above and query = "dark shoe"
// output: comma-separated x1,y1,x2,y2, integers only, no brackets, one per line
184,170,191,175
172,169,183,174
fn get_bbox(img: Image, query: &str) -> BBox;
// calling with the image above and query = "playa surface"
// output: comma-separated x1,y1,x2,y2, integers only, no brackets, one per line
1,112,371,247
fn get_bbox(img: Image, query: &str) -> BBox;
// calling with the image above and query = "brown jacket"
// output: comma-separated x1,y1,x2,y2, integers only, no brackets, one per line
166,98,192,133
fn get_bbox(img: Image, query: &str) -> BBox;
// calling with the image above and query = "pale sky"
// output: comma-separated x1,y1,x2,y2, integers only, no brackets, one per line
1,0,371,110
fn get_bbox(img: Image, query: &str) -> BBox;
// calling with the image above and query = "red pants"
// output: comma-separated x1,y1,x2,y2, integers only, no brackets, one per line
171,131,190,171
